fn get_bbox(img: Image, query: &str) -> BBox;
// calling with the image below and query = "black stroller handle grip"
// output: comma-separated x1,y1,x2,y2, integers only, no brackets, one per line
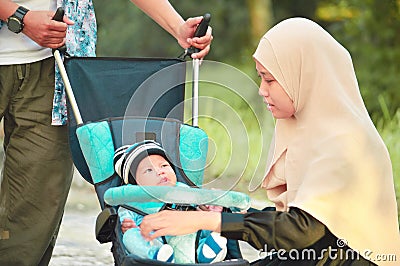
193,13,211,38
52,7,64,21
186,13,211,56
52,7,67,54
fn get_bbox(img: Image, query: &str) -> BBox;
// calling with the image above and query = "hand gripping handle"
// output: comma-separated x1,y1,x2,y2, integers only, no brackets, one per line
186,13,211,56
52,7,84,124
52,7,67,54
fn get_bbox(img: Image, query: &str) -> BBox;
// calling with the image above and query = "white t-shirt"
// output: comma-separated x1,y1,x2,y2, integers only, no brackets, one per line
0,0,56,65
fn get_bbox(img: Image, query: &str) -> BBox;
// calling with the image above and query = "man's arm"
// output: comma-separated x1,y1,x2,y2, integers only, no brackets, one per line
0,0,73,49
0,0,18,21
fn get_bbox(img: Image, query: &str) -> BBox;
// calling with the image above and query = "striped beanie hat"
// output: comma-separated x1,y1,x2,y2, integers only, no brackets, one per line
113,140,172,184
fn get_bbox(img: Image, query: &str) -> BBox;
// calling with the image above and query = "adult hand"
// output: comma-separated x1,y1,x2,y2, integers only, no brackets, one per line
22,10,74,49
139,210,221,241
177,16,213,59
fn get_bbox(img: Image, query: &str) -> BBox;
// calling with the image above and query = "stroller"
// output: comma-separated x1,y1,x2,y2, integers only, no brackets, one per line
55,13,253,266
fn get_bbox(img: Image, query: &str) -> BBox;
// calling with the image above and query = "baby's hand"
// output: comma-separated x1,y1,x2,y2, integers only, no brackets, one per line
198,205,223,213
121,218,137,233
206,205,223,212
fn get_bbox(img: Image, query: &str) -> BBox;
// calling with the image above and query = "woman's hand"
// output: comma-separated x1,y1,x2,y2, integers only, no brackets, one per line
121,218,137,234
139,210,221,241
176,16,213,59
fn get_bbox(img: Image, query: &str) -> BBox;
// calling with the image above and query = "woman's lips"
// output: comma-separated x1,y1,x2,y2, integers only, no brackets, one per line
264,99,274,111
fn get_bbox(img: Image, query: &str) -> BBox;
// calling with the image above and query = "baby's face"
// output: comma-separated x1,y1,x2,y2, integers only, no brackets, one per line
135,154,177,186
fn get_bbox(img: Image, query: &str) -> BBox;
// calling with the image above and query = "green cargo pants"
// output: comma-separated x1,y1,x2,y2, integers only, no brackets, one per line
0,57,73,266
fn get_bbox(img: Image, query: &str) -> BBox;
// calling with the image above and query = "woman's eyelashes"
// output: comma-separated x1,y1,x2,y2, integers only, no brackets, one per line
257,72,275,84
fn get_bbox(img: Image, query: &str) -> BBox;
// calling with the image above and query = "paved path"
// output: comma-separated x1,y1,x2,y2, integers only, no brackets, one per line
50,176,114,265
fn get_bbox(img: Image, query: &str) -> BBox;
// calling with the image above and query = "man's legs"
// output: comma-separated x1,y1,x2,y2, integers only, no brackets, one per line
0,57,73,265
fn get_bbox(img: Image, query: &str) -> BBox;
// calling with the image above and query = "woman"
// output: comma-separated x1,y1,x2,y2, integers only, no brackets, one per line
139,18,400,265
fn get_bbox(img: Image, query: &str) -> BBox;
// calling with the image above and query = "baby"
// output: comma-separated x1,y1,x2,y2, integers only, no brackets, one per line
113,140,227,263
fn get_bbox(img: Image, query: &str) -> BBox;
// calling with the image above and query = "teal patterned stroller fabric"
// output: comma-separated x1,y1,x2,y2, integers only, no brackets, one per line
76,121,115,184
75,118,209,185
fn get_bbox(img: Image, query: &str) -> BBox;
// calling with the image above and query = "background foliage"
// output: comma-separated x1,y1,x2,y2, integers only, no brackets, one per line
93,0,400,122
92,0,399,214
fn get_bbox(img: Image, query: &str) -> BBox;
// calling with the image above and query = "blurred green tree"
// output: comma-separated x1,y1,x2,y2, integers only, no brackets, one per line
317,0,400,122
92,0,399,121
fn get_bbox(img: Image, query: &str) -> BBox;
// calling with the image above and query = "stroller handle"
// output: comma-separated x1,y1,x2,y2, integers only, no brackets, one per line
51,8,67,54
186,13,211,56
189,13,211,127
52,8,84,125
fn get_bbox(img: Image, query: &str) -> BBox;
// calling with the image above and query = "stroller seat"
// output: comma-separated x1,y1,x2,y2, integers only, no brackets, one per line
76,114,250,264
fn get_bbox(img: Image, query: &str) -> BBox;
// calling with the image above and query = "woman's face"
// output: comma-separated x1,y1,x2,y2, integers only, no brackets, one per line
135,154,177,186
255,60,295,119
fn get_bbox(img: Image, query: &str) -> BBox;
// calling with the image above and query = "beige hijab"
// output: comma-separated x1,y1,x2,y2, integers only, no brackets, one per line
254,18,400,264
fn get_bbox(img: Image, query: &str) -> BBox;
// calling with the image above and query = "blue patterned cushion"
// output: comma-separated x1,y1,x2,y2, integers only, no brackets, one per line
179,125,208,186
76,121,115,183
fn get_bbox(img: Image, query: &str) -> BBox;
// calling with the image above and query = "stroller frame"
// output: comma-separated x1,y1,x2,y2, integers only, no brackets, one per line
55,54,252,265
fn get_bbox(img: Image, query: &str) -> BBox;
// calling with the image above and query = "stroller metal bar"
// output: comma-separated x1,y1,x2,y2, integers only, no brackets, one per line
186,14,210,127
54,50,84,125
192,59,200,127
